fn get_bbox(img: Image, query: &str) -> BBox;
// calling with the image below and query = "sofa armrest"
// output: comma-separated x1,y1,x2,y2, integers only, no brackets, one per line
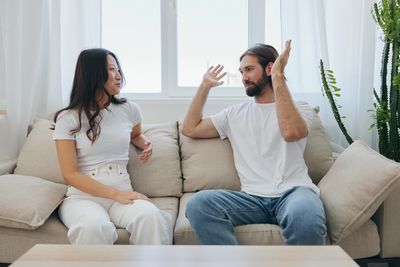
373,180,400,258
0,159,17,175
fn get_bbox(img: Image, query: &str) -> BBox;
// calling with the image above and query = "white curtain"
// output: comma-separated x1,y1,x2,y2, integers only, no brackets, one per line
0,0,100,161
281,0,378,149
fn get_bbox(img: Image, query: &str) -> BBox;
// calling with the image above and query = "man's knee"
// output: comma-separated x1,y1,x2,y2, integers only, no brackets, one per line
280,187,327,244
186,190,224,221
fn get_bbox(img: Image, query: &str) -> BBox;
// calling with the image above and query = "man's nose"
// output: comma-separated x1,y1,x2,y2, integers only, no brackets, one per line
242,73,249,83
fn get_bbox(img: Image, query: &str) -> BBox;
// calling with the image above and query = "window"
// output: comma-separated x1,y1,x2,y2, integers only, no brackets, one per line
0,99,5,118
0,76,5,117
101,0,281,98
102,0,161,93
177,0,247,88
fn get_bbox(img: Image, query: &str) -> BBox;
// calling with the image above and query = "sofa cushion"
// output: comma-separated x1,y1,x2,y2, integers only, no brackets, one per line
0,214,69,263
304,107,334,184
174,193,285,245
179,125,241,193
14,119,65,184
175,193,380,258
128,122,182,197
336,220,380,259
318,140,400,243
375,180,400,258
0,175,67,230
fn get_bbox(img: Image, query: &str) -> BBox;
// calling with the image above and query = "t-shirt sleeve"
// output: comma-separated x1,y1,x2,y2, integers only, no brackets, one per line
209,108,230,140
295,101,313,131
128,101,142,127
53,111,77,140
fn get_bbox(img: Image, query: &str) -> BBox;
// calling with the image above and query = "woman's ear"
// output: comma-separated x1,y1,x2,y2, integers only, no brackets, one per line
265,62,274,76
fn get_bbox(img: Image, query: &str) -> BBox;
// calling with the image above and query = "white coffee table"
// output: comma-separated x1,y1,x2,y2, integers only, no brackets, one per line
11,244,358,267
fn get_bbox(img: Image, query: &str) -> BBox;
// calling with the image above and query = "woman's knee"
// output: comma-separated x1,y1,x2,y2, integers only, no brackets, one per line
68,218,117,244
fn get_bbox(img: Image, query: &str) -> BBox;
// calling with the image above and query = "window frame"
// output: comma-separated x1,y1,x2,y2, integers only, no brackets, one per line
102,0,270,99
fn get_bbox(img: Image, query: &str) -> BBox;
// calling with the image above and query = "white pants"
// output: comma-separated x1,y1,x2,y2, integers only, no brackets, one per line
59,162,173,245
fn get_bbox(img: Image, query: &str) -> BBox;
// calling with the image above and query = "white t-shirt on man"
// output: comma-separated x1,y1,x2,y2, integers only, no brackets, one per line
53,101,142,172
210,100,318,197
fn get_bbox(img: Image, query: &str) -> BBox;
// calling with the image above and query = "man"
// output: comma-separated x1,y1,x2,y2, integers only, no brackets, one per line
181,40,327,245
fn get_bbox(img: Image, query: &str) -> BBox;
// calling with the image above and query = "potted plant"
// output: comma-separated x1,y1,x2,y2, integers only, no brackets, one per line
320,0,400,162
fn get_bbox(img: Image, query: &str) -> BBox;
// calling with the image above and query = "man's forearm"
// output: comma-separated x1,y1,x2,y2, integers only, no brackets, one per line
272,74,307,141
182,82,211,131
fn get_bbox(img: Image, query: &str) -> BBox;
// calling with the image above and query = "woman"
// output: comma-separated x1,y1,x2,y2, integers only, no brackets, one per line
53,48,172,245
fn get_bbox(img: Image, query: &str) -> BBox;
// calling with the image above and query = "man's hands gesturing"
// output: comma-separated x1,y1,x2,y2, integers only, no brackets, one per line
201,64,227,89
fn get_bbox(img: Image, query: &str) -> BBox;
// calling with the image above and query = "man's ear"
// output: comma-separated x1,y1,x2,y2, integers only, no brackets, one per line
265,62,274,76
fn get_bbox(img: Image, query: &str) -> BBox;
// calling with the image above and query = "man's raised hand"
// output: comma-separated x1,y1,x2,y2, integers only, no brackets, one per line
271,40,291,76
202,64,227,88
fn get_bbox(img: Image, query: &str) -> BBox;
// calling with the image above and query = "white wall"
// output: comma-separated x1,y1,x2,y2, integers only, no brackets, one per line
134,98,247,123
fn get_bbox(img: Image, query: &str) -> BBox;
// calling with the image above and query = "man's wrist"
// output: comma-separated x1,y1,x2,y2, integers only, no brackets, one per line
271,72,284,81
199,81,213,91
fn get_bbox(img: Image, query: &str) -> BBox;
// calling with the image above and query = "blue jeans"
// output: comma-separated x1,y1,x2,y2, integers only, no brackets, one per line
185,186,327,245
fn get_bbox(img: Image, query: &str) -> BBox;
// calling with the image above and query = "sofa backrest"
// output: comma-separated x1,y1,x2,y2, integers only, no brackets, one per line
13,109,333,196
14,119,65,184
304,108,335,184
179,108,334,193
179,123,241,192
13,119,182,198
127,122,182,197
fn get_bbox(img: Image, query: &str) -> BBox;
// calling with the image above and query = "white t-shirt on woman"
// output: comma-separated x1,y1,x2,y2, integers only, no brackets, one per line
53,101,142,172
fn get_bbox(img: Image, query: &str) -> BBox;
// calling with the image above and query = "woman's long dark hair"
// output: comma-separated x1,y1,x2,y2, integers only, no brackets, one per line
53,48,126,143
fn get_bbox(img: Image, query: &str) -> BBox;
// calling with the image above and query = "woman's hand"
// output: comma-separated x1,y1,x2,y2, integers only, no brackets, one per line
113,190,151,204
139,141,152,163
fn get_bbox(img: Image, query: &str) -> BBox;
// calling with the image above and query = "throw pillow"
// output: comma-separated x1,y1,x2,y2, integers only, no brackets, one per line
0,174,67,230
14,119,65,184
179,123,241,193
318,140,400,243
128,122,182,197
304,107,335,184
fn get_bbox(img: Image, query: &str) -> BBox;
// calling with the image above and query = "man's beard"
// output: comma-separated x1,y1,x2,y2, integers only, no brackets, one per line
244,73,270,97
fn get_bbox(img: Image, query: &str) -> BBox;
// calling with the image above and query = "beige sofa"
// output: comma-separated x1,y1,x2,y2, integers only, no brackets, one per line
0,110,399,264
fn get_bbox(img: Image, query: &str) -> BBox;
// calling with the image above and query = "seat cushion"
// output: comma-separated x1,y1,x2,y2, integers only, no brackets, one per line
0,214,69,263
174,193,285,245
318,140,400,243
175,193,380,259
